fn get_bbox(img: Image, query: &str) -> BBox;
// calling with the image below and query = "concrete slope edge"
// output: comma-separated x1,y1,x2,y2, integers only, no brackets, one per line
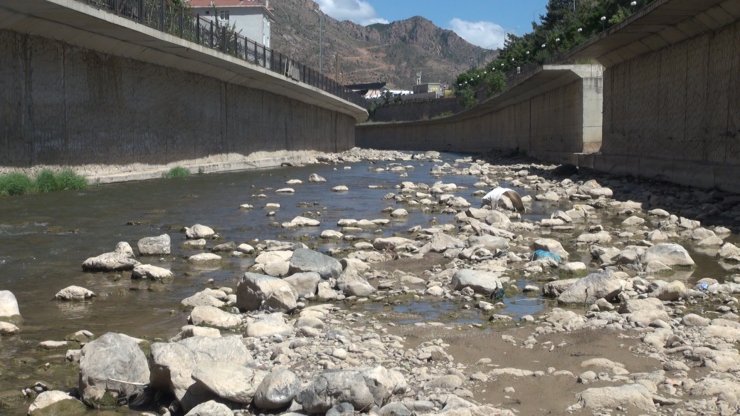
0,0,366,122
0,151,327,184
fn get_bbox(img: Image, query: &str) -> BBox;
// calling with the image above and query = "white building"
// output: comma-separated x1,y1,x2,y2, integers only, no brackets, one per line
189,0,273,48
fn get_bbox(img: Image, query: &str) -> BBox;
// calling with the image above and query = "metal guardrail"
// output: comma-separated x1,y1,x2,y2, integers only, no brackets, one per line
77,0,367,108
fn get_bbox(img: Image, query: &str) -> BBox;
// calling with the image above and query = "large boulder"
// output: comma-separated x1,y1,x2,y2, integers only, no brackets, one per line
576,384,655,412
557,271,623,304
184,400,232,416
137,234,171,255
236,273,298,312
337,264,376,297
253,368,301,410
82,242,139,272
79,332,150,405
283,272,321,298
643,243,695,267
289,248,342,279
0,290,20,318
185,224,215,239
28,390,87,416
132,264,173,282
189,306,241,329
55,285,95,301
451,269,502,296
151,336,251,411
192,362,267,404
245,313,293,338
532,238,569,260
298,370,375,413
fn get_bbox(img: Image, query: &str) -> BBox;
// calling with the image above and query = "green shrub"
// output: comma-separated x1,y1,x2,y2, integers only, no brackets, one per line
34,169,58,193
164,166,190,179
0,173,34,196
54,169,87,191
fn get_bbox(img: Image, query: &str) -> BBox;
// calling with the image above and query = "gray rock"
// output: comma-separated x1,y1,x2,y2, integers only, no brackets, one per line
379,402,412,416
132,264,173,282
452,269,502,296
651,280,686,301
253,368,301,410
54,285,95,301
0,321,20,335
151,336,251,411
185,224,215,239
189,305,241,329
284,272,321,298
237,272,298,311
79,332,149,404
192,362,266,404
533,238,569,260
298,370,375,413
181,291,226,309
428,232,465,252
0,290,20,318
466,235,509,251
28,390,86,416
211,242,237,252
557,271,623,304
643,243,695,267
576,384,655,411
245,313,292,338
184,400,232,416
137,234,171,255
337,272,375,297
289,248,343,279
82,242,139,271
618,298,669,326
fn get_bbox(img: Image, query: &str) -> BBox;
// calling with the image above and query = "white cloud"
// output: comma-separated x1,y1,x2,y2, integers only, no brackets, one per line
448,18,508,49
315,0,389,25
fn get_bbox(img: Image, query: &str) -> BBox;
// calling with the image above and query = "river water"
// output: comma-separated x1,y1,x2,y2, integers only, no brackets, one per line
0,153,734,414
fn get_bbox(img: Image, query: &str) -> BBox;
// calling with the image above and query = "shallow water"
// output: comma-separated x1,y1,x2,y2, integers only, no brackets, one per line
0,153,735,414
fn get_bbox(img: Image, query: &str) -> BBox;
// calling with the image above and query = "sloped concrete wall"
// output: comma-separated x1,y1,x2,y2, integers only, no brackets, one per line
0,30,355,167
357,66,602,164
588,19,739,192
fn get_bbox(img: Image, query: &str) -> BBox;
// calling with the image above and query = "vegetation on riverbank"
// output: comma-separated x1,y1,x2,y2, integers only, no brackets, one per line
456,0,655,107
163,166,191,179
0,169,87,196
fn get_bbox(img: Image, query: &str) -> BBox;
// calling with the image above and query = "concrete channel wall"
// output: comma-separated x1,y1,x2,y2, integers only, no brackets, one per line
0,0,365,171
573,0,739,192
357,65,603,164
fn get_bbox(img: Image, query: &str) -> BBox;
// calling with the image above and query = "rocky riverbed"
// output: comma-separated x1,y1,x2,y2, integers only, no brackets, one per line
0,148,739,415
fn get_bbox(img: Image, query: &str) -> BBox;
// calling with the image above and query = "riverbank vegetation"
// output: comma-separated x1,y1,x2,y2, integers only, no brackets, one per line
163,166,191,179
0,169,87,196
456,0,655,107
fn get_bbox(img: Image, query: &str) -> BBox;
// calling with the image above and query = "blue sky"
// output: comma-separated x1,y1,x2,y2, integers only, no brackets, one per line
315,0,549,49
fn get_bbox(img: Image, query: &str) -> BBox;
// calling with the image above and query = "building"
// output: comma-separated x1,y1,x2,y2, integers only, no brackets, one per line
189,0,273,48
411,82,444,99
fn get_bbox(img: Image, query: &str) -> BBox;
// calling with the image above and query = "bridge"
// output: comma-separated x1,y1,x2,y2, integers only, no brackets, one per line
0,0,367,180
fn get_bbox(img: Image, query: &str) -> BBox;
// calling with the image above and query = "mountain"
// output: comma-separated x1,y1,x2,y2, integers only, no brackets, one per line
269,0,498,88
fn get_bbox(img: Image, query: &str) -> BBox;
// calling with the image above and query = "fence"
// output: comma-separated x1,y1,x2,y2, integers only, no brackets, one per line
76,0,366,108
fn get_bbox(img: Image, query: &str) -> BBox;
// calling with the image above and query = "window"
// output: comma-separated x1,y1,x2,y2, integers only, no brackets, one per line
219,10,229,20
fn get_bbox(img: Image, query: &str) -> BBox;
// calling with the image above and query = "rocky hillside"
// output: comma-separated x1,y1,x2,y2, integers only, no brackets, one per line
269,0,498,88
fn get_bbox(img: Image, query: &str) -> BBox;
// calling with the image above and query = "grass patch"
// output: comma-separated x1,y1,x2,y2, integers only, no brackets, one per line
0,173,34,196
0,169,87,196
164,166,190,179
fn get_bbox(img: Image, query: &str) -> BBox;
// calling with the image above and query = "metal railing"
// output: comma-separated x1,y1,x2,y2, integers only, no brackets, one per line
77,0,366,108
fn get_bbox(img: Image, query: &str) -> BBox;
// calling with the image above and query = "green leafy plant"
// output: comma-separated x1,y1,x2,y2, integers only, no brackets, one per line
54,169,87,191
164,166,190,178
0,173,34,196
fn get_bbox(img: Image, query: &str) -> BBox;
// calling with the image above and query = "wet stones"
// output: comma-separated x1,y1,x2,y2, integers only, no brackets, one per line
185,224,215,239
136,234,170,255
54,285,95,301
79,332,150,406
187,253,222,264
82,242,139,272
281,216,320,228
0,290,20,319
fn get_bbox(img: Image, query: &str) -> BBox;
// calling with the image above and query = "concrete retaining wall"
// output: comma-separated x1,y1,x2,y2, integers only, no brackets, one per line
0,30,354,167
357,65,603,164
585,19,739,192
